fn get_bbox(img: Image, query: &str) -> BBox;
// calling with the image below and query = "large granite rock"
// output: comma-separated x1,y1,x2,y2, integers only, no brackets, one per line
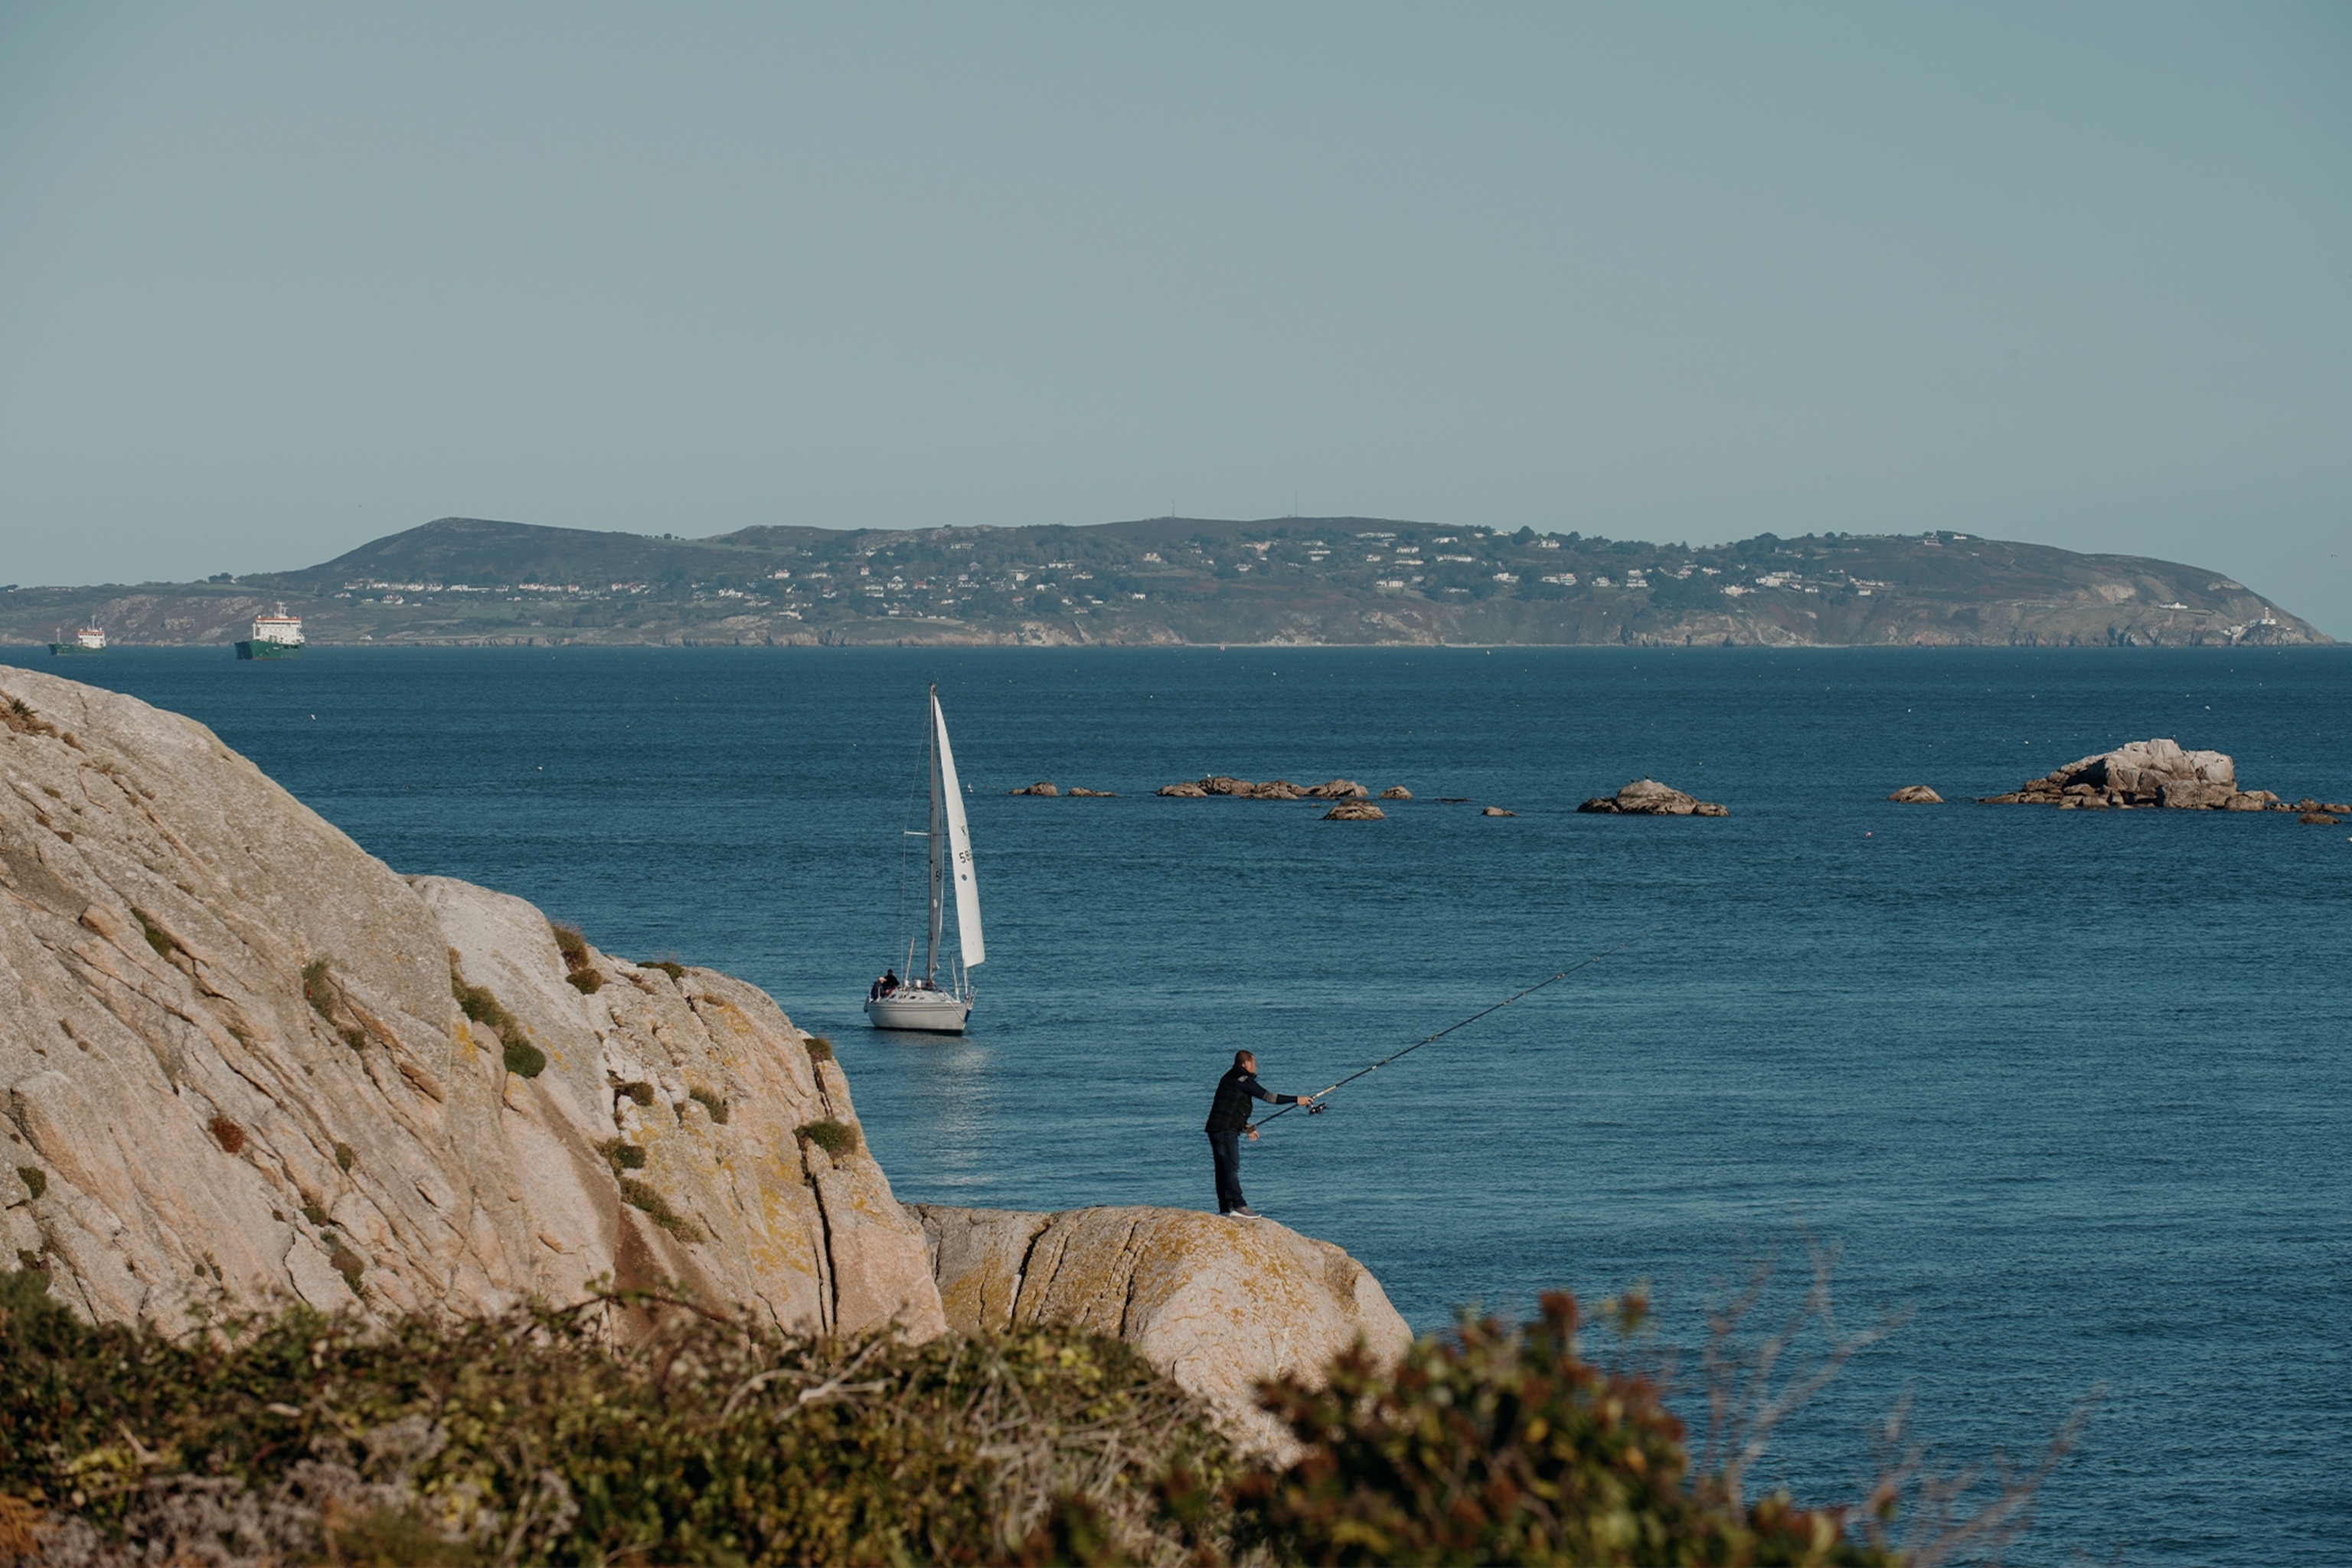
0,668,942,1341
1978,738,2298,812
1886,785,1943,804
906,1204,1412,1452
1577,779,1730,816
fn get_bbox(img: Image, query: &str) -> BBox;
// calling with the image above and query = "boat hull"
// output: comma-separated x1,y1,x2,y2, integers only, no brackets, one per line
236,641,303,660
49,645,103,656
864,991,972,1034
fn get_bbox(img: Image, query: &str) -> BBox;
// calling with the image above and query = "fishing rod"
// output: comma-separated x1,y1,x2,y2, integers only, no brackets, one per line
1253,929,1652,1131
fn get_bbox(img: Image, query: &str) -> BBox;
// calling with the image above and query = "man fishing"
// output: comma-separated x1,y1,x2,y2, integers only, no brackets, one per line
1204,1050,1317,1219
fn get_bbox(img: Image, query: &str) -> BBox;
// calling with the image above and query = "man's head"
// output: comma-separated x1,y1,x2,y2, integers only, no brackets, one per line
1233,1050,1255,1072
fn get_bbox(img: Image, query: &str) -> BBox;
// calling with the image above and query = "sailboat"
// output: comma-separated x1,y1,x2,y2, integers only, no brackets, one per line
864,686,985,1033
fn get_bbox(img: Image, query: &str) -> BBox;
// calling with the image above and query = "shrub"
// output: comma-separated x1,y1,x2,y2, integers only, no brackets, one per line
335,1142,355,1174
301,958,335,1020
15,1167,43,1201
0,1276,2069,1566
795,1119,858,1158
552,923,604,993
328,1246,366,1295
619,1080,656,1107
688,1086,730,1125
803,1035,835,1063
594,1138,647,1172
646,959,686,981
1,696,57,737
301,1204,328,1228
0,1280,1234,1565
142,920,176,961
449,969,515,1037
1238,1291,1893,1566
208,1116,245,1155
340,1026,368,1050
617,1179,701,1243
550,923,590,969
502,1040,547,1080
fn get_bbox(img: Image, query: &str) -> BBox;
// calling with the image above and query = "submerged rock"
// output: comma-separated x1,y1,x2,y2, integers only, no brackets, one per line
1886,785,1943,803
1065,787,1117,797
1378,786,1413,800
906,1203,1410,1452
1481,806,1516,817
1301,779,1369,800
1322,802,1387,821
1577,779,1729,817
1980,739,2297,812
0,668,942,1341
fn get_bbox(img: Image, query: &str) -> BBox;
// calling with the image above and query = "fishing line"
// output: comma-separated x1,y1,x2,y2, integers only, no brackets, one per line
1252,929,1653,1131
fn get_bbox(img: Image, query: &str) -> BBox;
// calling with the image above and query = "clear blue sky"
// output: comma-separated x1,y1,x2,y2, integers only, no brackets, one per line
4,4,2348,630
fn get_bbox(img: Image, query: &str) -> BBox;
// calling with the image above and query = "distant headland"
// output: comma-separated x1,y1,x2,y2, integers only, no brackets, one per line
2,514,2329,648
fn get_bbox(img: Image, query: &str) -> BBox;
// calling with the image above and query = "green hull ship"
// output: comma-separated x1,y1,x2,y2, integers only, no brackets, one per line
51,626,106,655
50,642,104,655
237,609,305,659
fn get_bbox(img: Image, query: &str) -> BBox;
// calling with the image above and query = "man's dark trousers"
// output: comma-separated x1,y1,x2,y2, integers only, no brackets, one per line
1207,1129,1246,1214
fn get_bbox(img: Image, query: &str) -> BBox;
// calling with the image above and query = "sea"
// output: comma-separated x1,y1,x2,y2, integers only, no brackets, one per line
7,642,2347,1565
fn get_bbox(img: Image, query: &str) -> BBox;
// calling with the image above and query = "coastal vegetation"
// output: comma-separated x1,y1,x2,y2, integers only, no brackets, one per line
796,1118,859,1158
0,1268,2047,1566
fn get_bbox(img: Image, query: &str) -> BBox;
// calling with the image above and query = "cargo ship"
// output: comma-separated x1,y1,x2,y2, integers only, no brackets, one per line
50,626,107,655
236,609,305,659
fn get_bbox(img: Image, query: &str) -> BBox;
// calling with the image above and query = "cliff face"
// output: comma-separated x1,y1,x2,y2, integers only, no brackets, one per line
0,667,941,1339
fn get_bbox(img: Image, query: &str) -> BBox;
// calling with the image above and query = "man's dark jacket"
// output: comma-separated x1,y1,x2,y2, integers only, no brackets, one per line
1205,1066,1302,1132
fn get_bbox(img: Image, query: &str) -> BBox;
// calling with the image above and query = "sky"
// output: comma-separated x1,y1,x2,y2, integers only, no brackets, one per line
2,4,2348,631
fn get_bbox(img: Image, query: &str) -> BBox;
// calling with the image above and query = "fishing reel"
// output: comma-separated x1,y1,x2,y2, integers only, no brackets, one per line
1305,1099,1329,1116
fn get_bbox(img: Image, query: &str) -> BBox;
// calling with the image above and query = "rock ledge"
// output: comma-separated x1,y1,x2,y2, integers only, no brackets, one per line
906,1203,1410,1452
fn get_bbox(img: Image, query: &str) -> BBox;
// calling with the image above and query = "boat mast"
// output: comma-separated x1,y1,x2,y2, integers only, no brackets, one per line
926,684,945,988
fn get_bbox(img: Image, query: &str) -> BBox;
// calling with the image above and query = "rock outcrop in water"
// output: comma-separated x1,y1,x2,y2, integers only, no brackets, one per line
906,1204,1411,1451
1322,802,1386,821
1577,779,1730,816
1005,781,1059,796
1887,785,1943,804
1977,738,2308,811
0,668,942,1339
1156,776,1378,802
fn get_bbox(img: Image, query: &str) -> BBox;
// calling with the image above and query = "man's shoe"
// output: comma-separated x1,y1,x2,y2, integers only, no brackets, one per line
1229,1206,1263,1219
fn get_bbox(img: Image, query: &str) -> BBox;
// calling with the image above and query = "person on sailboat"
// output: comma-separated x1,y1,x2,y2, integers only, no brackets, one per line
1204,1050,1316,1220
872,969,900,1001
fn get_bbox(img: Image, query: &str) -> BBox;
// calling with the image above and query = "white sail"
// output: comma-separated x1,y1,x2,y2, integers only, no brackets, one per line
931,691,985,969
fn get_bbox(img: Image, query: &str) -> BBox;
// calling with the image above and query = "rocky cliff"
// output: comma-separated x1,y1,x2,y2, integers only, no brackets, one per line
0,667,941,1339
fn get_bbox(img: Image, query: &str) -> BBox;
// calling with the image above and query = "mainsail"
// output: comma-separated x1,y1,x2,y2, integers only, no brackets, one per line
931,690,985,969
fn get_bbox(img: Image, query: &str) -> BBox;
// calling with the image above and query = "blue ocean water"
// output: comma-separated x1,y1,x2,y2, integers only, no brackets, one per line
8,643,2347,1564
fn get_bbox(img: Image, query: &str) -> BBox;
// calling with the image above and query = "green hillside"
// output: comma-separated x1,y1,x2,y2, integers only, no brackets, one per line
1,515,2328,648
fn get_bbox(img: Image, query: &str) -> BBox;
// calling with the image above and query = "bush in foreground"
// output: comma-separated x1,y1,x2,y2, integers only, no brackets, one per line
0,1269,2050,1565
